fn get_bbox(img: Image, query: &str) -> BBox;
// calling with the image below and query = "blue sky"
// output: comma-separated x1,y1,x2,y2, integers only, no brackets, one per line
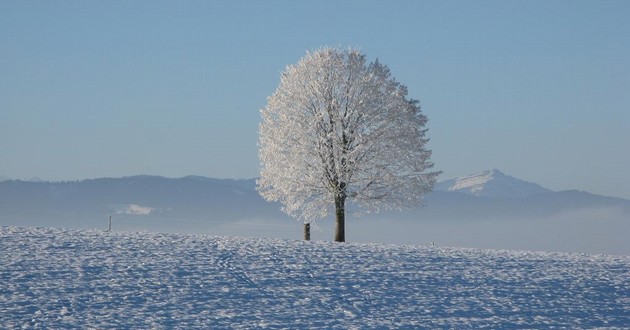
1,1,629,199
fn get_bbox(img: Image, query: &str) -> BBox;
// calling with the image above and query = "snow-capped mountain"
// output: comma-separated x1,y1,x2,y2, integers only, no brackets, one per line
435,169,552,199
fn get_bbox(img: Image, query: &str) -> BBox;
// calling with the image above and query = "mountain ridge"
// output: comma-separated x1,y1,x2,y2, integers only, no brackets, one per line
3,170,628,201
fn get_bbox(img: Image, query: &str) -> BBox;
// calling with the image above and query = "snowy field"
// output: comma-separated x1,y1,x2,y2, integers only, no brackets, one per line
1,226,629,329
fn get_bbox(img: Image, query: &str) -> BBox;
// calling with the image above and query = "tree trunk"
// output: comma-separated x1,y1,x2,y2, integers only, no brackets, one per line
304,223,311,241
334,195,346,242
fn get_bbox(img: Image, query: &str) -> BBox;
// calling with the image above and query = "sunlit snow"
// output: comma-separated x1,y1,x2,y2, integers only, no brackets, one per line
1,226,628,328
115,204,156,216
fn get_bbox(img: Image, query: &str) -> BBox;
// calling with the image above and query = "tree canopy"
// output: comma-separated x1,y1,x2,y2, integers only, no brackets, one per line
258,47,439,241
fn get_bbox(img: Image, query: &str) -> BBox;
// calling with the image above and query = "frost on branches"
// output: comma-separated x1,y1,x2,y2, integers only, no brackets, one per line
257,47,439,242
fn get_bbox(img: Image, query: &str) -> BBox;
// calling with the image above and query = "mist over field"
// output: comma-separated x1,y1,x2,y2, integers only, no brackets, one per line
2,170,629,255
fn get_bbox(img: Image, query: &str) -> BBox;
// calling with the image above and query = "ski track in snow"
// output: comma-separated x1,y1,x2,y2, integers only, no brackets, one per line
1,226,629,329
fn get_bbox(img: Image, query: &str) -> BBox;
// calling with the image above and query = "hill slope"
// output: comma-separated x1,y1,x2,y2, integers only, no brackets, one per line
1,226,628,329
0,176,290,234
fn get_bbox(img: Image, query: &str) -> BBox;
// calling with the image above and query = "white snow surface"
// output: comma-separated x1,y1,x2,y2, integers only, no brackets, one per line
116,204,156,216
1,226,629,329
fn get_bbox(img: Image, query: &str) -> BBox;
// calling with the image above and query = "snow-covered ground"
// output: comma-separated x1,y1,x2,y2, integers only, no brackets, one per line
1,226,629,329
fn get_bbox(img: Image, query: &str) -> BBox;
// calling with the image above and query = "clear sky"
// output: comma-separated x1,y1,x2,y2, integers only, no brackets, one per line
1,1,629,199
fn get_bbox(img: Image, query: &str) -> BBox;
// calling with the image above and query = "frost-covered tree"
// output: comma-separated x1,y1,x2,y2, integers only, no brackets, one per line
258,47,439,242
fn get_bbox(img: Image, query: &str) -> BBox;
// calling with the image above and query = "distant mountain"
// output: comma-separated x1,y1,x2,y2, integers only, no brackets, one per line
1,171,629,254
0,176,43,182
435,169,552,198
420,169,630,221
0,176,289,233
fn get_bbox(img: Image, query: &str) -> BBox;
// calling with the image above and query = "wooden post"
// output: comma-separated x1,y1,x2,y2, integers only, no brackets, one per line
303,223,311,241
107,215,112,232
